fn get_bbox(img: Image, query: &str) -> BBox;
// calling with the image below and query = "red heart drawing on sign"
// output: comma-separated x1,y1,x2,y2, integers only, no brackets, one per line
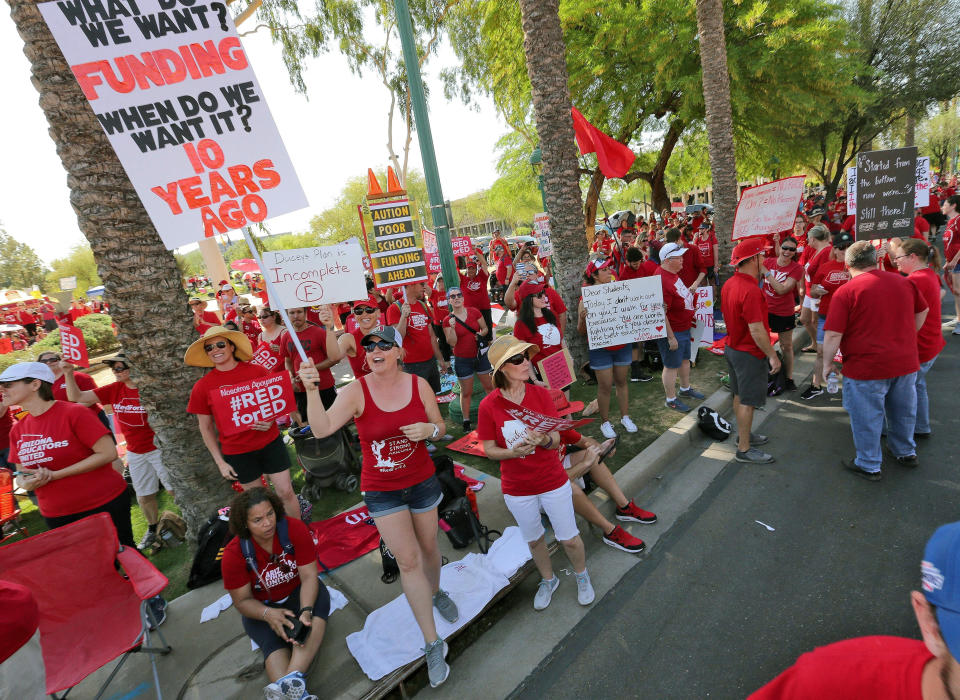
655,325,664,332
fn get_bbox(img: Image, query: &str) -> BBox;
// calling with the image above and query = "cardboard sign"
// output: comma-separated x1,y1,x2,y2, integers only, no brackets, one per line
533,212,553,256
261,242,366,308
496,394,593,433
855,147,917,239
732,176,806,240
422,228,443,275
452,236,474,257
38,0,308,250
689,287,715,363
249,343,282,372
59,276,77,291
210,371,295,437
367,197,427,289
537,347,574,390
446,431,487,457
847,155,930,210
582,277,666,350
58,324,89,367
671,201,685,212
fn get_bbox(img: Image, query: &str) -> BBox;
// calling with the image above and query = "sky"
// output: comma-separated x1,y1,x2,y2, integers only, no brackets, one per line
0,8,509,264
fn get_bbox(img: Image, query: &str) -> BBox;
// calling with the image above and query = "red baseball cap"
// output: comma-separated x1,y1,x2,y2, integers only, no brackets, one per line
730,237,766,266
585,256,615,278
353,297,379,310
516,281,546,304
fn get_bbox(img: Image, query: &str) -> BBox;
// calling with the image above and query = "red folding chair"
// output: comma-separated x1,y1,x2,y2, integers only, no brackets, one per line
0,467,27,543
0,513,172,698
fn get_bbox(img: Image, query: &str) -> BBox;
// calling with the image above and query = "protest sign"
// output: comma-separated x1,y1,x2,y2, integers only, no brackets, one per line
732,176,806,240
581,277,666,350
59,324,89,367
855,147,917,239
59,276,77,291
495,395,593,433
847,155,929,210
847,167,857,212
249,343,282,372
38,0,308,250
209,371,295,437
367,197,427,289
533,212,553,256
671,201,685,212
422,228,442,275
451,236,474,257
689,287,715,363
537,347,575,390
446,431,487,457
261,242,366,308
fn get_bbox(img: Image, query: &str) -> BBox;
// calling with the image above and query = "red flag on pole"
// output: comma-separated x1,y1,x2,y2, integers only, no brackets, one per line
570,107,636,179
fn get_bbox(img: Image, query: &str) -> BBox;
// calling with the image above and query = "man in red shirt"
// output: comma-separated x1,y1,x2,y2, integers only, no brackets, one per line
749,520,960,700
822,241,927,479
280,306,341,425
387,282,449,393
720,238,781,464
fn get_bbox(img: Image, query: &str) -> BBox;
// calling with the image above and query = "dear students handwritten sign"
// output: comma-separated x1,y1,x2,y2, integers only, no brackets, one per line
264,242,367,308
855,147,916,239
582,277,666,350
38,0,307,250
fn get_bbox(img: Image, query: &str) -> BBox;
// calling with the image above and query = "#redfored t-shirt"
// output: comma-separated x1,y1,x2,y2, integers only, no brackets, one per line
824,269,926,380
656,268,695,332
762,257,803,316
908,267,946,363
386,300,434,363
720,271,769,359
279,324,334,391
443,307,485,359
812,259,851,319
93,381,156,454
187,362,281,455
477,386,568,497
220,517,317,601
9,401,124,517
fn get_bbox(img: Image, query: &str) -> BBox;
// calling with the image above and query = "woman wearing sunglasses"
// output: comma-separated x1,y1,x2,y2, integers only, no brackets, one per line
337,297,383,379
185,326,301,521
297,326,454,688
442,286,493,431
257,307,285,353
760,235,803,392
477,335,593,612
512,281,563,385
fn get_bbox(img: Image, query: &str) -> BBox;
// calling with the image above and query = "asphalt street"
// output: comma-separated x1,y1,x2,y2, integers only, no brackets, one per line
513,326,960,699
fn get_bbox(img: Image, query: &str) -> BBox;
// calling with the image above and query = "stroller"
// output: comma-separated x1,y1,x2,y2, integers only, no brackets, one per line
290,425,362,502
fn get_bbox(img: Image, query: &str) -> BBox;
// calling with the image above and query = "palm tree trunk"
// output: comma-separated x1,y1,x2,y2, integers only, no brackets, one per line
7,0,235,534
517,0,589,366
696,0,738,268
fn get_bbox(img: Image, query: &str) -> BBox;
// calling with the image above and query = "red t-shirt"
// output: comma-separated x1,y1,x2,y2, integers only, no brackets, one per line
347,327,371,379
9,401,124,517
93,382,156,454
913,216,930,239
677,243,703,287
443,307,485,359
425,288,446,325
514,314,563,366
720,271,769,359
841,214,856,233
748,636,931,700
279,324,335,391
459,269,491,310
18,311,34,326
0,581,39,664
0,407,13,450
477,386,568,497
908,267,946,363
386,301,434,363
52,372,102,414
944,216,960,266
591,236,614,254
812,259,851,319
496,255,513,285
656,268,695,332
618,262,653,280
241,319,262,346
762,257,803,316
802,244,833,296
220,517,317,602
543,286,568,316
187,362,281,455
824,270,926,380
692,231,718,267
194,310,220,334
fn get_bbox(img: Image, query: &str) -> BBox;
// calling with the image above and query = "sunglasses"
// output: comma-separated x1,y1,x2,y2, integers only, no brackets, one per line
447,292,463,299
204,341,228,352
534,290,546,298
353,307,378,315
258,314,272,319
362,340,395,352
781,246,797,252
110,365,129,372
503,354,528,366
39,357,60,364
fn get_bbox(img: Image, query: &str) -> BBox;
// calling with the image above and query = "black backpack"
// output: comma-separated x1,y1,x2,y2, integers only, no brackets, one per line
440,496,500,554
433,454,470,510
697,406,732,441
187,511,234,589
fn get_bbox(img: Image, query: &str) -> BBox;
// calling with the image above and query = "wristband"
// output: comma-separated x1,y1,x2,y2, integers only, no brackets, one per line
298,606,313,616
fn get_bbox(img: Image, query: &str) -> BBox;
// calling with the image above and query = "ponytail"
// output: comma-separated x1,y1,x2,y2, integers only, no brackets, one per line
898,238,942,273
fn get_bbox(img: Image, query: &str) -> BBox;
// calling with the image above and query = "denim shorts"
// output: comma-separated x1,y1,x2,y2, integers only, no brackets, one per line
816,315,826,343
655,329,691,369
453,352,492,379
588,344,632,370
363,474,443,517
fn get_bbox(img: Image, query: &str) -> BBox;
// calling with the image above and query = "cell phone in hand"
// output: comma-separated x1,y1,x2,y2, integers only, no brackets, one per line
291,617,309,644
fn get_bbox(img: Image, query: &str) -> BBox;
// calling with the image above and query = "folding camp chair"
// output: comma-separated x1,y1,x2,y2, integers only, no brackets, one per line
0,468,28,543
0,513,172,699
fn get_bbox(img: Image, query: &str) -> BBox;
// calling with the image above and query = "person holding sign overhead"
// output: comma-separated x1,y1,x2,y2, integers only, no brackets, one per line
387,282,449,394
279,306,341,424
186,326,300,521
298,325,455,689
442,286,493,432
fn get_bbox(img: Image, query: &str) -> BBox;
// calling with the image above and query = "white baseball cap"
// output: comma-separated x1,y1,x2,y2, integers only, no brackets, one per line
660,243,687,260
0,361,56,384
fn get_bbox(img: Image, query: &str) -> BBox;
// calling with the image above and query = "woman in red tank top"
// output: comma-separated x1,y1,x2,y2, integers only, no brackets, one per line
337,298,382,380
297,326,456,687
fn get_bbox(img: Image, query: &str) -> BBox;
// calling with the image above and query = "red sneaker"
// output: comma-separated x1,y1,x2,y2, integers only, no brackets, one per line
602,526,646,553
616,501,657,524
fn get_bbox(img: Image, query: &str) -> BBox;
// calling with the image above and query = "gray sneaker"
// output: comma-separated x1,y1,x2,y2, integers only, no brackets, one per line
750,433,769,446
678,387,706,400
665,397,691,412
576,571,595,605
433,589,459,623
138,529,159,551
263,676,305,700
424,639,450,688
735,447,774,464
533,576,560,610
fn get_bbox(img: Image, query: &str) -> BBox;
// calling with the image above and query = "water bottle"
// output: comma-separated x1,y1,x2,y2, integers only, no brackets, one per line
826,371,839,394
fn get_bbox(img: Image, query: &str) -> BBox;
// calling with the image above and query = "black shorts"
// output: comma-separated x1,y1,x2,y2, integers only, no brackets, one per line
724,345,768,408
404,359,441,393
44,488,133,547
704,266,717,281
768,313,796,333
923,212,947,228
479,308,494,342
224,435,291,484
241,583,331,661
294,387,337,420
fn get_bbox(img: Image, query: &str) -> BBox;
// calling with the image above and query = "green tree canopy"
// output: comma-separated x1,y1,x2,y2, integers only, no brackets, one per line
45,244,101,297
0,227,47,290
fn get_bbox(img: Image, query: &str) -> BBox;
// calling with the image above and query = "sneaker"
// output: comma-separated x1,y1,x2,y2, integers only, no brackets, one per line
735,447,775,464
424,639,450,688
432,589,459,623
533,576,560,611
576,571,595,605
602,526,647,553
678,387,705,400
138,529,159,551
462,420,472,432
895,454,919,468
263,674,306,700
785,379,798,392
616,501,657,524
600,421,617,439
953,326,960,335
620,416,638,433
147,595,167,629
800,385,824,400
630,361,653,382
842,457,881,481
665,397,691,412
750,433,769,446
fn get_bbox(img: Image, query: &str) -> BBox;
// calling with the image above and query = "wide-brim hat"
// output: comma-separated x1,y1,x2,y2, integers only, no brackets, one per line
487,334,539,374
548,388,584,416
730,237,766,266
184,326,253,367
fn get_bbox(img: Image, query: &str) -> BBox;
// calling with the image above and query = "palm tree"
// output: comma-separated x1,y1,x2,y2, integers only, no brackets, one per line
517,0,589,364
7,0,234,533
696,0,739,265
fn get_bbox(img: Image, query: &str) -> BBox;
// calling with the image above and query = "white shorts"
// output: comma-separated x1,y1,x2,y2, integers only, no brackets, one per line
801,295,820,312
502,481,579,543
127,449,172,498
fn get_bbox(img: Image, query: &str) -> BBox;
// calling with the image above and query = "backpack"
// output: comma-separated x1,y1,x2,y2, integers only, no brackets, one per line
239,517,295,602
187,510,234,589
379,537,399,584
697,406,732,441
440,496,501,554
156,511,186,548
433,454,470,511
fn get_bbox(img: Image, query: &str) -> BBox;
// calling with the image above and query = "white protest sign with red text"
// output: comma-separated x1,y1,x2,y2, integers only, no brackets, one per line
210,371,295,437
732,176,806,240
451,237,474,257
38,0,307,250
58,324,89,367
422,228,443,275
496,395,592,433
249,343,282,372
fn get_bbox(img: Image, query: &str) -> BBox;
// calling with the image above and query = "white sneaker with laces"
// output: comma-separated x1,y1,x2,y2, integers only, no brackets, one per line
576,570,595,605
600,421,617,439
620,416,638,433
533,576,560,610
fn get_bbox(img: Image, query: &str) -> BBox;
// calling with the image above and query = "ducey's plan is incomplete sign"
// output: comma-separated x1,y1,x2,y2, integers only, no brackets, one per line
367,197,427,289
39,0,307,249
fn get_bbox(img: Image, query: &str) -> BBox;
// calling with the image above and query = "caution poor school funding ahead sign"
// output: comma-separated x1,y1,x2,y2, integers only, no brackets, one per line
366,168,427,289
